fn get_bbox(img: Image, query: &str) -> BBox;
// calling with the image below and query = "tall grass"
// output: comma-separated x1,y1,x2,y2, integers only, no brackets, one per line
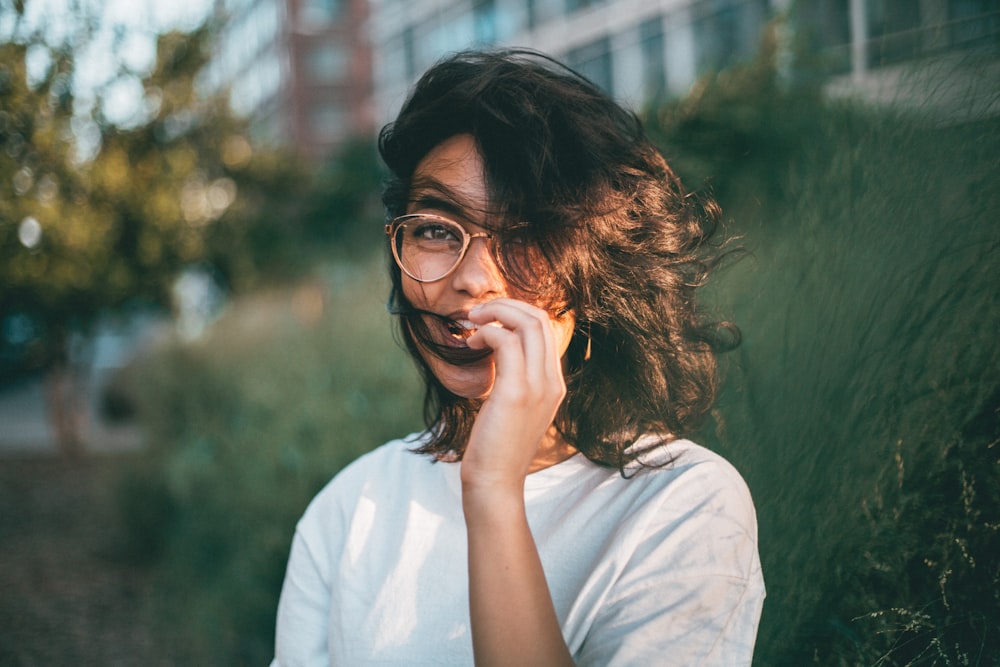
654,62,1000,664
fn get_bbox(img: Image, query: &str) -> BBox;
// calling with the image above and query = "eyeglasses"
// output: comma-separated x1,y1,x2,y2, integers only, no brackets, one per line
386,213,536,283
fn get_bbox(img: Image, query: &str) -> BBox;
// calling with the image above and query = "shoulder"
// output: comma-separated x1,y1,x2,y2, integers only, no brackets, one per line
572,440,764,665
633,438,755,510
334,431,432,482
297,432,435,527
631,438,760,574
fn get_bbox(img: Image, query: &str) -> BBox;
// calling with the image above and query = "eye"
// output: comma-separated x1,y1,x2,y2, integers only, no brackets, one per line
414,223,458,241
500,225,547,280
413,222,460,242
503,222,534,245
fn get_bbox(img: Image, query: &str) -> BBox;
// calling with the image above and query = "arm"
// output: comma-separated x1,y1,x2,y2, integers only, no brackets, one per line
463,482,574,667
462,299,576,667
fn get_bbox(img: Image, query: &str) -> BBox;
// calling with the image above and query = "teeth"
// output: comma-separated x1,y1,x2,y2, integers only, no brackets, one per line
446,318,503,340
448,320,477,339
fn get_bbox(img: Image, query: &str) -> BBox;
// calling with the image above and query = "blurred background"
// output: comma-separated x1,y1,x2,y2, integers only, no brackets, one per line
1,0,998,664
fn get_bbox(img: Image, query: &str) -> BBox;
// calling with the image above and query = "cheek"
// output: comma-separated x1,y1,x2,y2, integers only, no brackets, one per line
401,277,438,309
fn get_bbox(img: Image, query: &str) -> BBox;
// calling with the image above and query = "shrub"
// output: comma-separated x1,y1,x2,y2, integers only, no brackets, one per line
118,258,422,663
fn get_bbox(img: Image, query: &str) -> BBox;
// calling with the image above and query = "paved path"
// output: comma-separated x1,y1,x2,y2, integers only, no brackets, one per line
0,375,140,456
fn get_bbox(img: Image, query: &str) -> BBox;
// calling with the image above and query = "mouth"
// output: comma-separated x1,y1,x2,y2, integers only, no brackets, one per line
444,317,505,343
396,309,496,365
445,319,478,341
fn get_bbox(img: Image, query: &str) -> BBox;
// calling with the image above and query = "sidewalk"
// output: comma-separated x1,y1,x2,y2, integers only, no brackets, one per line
0,374,141,456
0,376,53,455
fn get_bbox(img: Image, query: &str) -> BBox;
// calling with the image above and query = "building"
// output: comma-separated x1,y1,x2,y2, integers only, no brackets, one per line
801,0,1000,120
202,0,374,160
368,0,773,128
368,0,999,128
202,0,998,157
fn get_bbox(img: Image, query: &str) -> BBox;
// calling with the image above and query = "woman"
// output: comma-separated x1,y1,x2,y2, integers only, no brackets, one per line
272,49,764,666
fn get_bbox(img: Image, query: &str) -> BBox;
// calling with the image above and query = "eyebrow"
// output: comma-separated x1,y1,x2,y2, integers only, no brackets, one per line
407,176,488,222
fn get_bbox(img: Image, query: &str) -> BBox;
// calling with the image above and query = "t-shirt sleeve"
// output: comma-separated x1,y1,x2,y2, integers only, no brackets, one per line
271,466,357,667
575,459,765,666
270,524,332,666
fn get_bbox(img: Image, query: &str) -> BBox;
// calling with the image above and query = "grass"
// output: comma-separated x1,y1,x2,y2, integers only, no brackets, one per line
681,89,1000,663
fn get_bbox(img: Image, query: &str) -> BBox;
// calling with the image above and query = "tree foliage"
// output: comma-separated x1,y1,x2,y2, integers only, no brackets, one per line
0,4,383,385
0,20,234,362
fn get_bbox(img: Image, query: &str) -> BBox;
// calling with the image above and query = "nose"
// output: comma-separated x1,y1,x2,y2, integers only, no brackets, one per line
450,236,505,297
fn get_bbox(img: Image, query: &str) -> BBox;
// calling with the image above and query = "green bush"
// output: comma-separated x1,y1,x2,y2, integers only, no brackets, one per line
118,259,422,664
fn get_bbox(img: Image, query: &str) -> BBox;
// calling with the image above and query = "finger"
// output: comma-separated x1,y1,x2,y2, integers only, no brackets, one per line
469,300,556,381
465,322,528,398
468,300,563,396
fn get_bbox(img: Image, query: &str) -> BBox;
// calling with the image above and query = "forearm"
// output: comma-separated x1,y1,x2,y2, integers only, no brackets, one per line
463,485,575,667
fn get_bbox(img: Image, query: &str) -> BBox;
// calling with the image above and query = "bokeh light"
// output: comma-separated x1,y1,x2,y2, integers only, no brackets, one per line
18,216,43,249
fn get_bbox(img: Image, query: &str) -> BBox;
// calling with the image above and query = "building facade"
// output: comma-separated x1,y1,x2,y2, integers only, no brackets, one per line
368,0,999,127
802,0,999,119
202,0,373,160
203,0,997,155
368,0,774,128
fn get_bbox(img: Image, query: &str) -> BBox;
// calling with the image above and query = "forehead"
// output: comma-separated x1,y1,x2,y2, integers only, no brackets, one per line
410,134,488,213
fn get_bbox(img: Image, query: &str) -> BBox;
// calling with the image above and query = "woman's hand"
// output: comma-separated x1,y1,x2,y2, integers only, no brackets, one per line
460,297,577,667
461,298,571,492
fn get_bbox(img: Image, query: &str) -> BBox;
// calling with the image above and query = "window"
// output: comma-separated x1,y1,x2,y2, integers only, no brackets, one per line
306,42,349,83
528,0,561,26
566,37,613,96
792,0,851,73
301,0,341,27
693,0,769,74
866,0,922,66
309,101,347,140
474,0,498,45
566,0,606,14
402,26,416,80
948,0,1000,49
640,17,666,102
693,0,740,74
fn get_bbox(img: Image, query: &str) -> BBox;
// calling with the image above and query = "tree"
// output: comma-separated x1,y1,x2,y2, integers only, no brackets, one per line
0,4,260,452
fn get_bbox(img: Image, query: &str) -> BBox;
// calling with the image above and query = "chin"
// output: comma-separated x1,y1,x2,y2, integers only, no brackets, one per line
433,360,495,400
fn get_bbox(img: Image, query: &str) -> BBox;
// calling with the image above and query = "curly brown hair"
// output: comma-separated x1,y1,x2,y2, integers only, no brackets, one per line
378,49,738,472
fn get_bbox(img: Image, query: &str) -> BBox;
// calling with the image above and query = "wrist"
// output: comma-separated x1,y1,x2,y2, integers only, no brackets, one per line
461,475,526,520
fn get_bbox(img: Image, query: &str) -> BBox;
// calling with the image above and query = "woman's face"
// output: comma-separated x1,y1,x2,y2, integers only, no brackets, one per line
401,134,576,400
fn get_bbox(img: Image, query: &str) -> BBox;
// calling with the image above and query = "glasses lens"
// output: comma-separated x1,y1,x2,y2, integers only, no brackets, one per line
393,215,466,281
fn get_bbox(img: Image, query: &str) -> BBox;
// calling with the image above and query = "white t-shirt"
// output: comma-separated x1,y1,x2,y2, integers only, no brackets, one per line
271,433,764,666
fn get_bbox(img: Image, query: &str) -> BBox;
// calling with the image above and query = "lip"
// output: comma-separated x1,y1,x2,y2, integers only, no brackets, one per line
431,309,505,349
428,311,473,348
436,318,472,348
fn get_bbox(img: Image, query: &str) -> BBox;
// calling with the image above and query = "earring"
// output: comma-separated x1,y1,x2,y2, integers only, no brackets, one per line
582,322,592,361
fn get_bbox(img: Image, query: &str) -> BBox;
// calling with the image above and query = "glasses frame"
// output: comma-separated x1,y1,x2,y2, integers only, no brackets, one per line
385,213,497,283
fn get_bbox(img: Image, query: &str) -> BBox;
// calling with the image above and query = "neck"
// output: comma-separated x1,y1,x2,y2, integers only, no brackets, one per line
527,426,578,473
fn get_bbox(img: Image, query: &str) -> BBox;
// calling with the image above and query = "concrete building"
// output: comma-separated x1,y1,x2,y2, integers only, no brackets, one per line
201,0,997,155
368,0,999,127
805,0,1000,121
369,0,773,127
202,0,374,160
